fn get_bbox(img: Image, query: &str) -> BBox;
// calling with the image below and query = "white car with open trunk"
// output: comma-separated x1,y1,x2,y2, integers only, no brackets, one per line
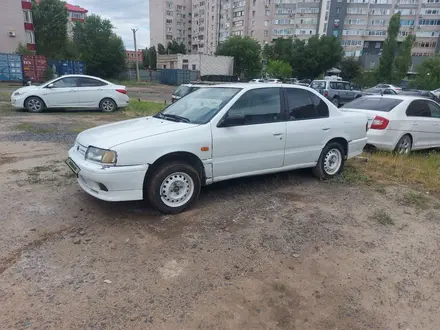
66,83,368,213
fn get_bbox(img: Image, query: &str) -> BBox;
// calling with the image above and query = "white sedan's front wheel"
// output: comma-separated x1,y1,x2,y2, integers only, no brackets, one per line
25,96,45,113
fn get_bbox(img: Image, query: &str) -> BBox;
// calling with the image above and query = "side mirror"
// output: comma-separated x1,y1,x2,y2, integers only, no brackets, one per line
46,83,54,88
218,114,245,127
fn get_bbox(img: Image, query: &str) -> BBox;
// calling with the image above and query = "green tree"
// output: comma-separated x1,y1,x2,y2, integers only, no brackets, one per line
15,43,33,55
166,40,186,54
267,60,292,79
271,38,294,64
72,14,126,78
32,0,68,58
142,48,150,68
317,36,344,75
148,46,157,69
377,12,401,82
262,43,274,62
393,34,416,83
215,36,262,78
410,56,440,91
157,43,166,55
340,57,363,81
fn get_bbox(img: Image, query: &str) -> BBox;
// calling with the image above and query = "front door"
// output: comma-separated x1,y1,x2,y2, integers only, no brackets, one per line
43,77,79,107
283,88,332,165
211,87,286,180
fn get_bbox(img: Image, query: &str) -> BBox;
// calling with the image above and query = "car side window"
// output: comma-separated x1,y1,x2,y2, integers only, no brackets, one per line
383,89,396,95
285,88,322,120
427,101,440,118
406,100,431,117
329,82,338,89
79,77,106,87
227,88,281,125
310,93,329,118
52,77,78,88
343,83,351,91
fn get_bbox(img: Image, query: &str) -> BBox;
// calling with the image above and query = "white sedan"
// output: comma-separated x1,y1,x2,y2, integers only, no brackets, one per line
66,84,368,213
11,74,129,113
341,95,440,154
375,84,402,93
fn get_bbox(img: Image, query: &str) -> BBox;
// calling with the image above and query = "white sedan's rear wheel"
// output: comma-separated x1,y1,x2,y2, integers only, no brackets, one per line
313,142,345,179
394,135,412,155
100,98,117,112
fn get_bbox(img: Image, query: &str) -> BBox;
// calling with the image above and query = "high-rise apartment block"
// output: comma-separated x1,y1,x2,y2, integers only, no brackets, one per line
149,0,439,61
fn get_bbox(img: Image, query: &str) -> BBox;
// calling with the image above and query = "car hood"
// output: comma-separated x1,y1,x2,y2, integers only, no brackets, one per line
76,116,197,149
13,86,41,94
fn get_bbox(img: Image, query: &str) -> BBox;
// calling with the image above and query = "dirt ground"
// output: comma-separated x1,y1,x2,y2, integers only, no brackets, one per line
1,105,440,330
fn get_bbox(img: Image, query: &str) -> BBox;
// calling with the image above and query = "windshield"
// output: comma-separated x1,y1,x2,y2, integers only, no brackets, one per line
310,81,326,89
173,85,191,97
156,87,241,124
342,97,403,112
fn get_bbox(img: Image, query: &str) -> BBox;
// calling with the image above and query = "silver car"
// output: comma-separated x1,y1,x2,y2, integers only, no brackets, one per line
310,80,362,107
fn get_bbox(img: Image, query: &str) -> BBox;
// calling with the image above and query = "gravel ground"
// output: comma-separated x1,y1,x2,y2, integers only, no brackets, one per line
1,108,440,329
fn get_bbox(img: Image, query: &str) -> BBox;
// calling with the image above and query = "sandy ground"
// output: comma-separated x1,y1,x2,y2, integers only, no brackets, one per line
1,107,440,330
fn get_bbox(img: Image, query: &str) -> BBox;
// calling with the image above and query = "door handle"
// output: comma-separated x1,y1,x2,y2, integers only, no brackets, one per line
322,127,331,131
272,133,283,136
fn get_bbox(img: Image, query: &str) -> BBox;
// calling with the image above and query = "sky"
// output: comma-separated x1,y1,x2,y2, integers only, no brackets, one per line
71,0,150,50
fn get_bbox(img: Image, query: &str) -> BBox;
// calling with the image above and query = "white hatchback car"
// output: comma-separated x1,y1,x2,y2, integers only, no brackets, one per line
342,95,440,154
66,84,368,213
11,74,129,113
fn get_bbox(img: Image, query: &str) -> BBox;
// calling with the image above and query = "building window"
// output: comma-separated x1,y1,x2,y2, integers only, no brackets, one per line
265,20,269,26
375,42,381,48
23,10,32,23
70,12,85,19
265,9,271,16
25,31,35,44
192,64,196,70
364,41,369,48
264,30,269,37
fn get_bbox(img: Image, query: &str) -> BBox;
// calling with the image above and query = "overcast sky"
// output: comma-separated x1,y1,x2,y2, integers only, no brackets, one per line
72,0,150,50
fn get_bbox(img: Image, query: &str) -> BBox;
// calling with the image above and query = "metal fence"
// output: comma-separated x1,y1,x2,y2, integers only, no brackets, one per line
124,69,200,85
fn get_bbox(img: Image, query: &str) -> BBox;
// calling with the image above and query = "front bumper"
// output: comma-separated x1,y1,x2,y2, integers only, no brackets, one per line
68,147,148,202
11,95,25,109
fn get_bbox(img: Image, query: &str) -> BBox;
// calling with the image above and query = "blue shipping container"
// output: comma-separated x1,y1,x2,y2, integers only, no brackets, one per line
47,59,85,76
0,53,23,82
160,69,191,85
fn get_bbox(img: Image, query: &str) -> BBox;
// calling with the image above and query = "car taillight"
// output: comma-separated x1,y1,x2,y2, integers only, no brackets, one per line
116,89,127,94
370,116,389,130
324,90,329,97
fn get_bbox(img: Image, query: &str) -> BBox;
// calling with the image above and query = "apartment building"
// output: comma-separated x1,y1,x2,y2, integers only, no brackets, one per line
327,0,440,62
0,0,35,53
66,3,88,37
150,0,329,54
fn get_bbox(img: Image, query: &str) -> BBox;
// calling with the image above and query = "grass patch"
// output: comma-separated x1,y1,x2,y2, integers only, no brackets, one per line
123,99,165,117
371,209,394,225
272,282,287,293
350,151,440,193
110,80,155,87
331,164,372,184
15,123,57,134
400,191,430,208
0,92,11,102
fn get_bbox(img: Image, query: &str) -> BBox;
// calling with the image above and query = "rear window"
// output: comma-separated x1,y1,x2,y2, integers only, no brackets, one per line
342,97,403,112
310,81,326,89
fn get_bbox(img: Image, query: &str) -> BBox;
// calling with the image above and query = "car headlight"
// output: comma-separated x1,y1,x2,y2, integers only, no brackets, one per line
85,146,117,164
13,91,23,96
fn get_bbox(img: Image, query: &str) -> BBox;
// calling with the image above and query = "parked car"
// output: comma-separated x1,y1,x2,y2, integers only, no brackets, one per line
374,84,402,93
341,95,440,154
11,75,128,113
361,87,397,96
171,84,205,103
249,78,267,83
431,88,440,98
399,89,440,103
267,78,282,84
310,79,362,107
66,83,368,213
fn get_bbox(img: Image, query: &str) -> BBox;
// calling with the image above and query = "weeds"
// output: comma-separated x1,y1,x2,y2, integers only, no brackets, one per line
15,123,56,134
0,92,10,102
331,165,372,184
400,191,430,208
371,209,394,225
123,99,165,117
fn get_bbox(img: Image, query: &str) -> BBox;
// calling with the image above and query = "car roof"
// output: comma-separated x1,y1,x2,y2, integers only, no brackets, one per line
204,83,317,92
361,94,429,101
58,74,101,79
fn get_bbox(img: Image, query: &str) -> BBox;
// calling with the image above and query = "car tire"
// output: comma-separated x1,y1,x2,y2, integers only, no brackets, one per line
313,142,345,179
100,98,117,112
25,96,45,113
332,98,340,107
394,134,412,155
146,162,201,214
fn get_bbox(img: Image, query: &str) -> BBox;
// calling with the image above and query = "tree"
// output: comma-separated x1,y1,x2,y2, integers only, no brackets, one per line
262,43,274,62
142,48,150,68
157,43,166,55
148,46,157,69
377,12,401,82
166,40,186,54
393,34,416,83
267,60,292,79
215,36,262,78
72,14,126,78
271,38,294,64
410,56,440,91
15,43,33,55
340,57,363,81
32,0,68,58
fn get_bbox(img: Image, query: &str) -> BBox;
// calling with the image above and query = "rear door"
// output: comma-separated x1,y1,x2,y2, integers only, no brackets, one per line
283,88,331,165
405,100,432,148
77,77,107,107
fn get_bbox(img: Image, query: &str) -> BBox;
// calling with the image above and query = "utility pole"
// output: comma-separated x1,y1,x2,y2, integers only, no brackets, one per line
131,28,140,82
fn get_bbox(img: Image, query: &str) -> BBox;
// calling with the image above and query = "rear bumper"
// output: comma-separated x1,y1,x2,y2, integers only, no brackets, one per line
68,147,148,202
366,129,400,152
347,137,368,158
